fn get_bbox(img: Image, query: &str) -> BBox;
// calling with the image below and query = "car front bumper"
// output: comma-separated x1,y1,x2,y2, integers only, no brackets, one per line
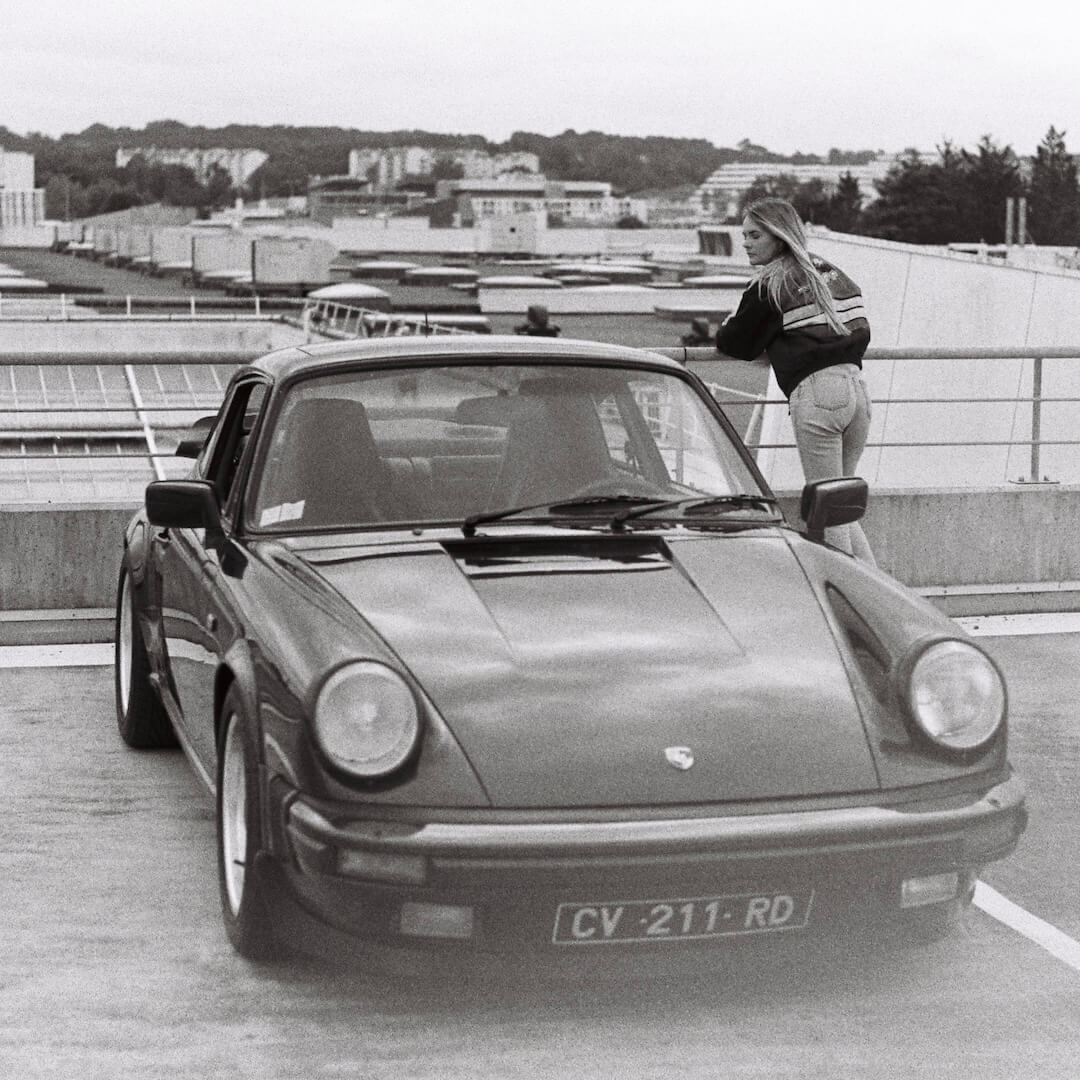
270,772,1026,954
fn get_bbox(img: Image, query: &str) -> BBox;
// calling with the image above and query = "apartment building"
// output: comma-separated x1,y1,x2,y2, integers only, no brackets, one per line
696,153,933,219
436,177,647,226
0,147,44,227
348,145,541,191
114,147,268,188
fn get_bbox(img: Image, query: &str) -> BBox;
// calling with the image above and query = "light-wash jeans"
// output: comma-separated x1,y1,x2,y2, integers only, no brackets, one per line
788,363,876,565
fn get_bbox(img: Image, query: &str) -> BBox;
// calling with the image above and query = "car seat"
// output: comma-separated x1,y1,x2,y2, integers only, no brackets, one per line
270,397,390,527
488,380,614,509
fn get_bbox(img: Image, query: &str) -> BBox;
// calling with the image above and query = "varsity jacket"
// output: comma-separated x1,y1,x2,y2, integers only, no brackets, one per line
715,256,870,398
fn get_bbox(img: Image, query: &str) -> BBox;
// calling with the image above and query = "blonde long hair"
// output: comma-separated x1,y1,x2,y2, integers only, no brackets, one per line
745,198,849,335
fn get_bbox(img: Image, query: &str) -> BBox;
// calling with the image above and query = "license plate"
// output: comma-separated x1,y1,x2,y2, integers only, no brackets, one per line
552,889,813,945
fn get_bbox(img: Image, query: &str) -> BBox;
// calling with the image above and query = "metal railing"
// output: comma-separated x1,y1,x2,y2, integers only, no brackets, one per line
667,345,1080,487
293,297,478,338
3,343,1080,501
0,292,296,319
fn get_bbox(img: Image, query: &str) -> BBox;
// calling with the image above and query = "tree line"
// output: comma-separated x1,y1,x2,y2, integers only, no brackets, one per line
2,120,1078,246
767,129,1080,247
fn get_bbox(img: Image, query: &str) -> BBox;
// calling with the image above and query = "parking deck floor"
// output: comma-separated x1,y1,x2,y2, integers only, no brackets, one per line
1,624,1078,1079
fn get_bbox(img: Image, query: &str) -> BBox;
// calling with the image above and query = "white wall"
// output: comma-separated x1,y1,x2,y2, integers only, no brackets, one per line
191,231,253,274
478,285,744,315
808,230,1080,347
0,224,54,248
0,319,306,354
752,231,1080,491
253,236,337,284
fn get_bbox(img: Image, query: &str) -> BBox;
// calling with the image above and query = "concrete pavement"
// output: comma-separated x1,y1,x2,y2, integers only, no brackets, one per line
1,631,1078,1079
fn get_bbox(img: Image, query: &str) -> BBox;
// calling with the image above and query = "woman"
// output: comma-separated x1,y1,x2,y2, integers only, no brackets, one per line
716,197,875,564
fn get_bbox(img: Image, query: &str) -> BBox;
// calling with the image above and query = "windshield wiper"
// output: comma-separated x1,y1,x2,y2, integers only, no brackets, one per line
462,495,669,537
610,494,779,531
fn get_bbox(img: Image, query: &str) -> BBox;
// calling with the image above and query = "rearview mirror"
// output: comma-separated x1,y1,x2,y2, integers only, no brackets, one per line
800,477,868,543
175,416,216,459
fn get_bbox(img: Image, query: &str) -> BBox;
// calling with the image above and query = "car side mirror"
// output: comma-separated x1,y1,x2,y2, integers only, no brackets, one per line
175,416,216,459
800,477,868,543
146,479,223,534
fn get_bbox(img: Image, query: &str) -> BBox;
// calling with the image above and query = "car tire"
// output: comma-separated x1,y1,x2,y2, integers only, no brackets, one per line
115,564,177,749
217,685,284,962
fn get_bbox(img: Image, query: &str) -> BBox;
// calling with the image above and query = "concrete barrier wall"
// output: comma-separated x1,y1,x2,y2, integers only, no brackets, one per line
330,220,478,255
325,219,701,258
0,225,54,248
253,236,338,285
774,484,1080,591
6,487,1080,625
809,231,1080,348
192,232,253,274
2,503,133,611
721,233,1080,492
0,318,307,353
478,285,743,315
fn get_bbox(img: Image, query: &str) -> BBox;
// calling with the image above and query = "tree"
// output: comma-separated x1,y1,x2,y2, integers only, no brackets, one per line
1027,126,1080,245
738,175,830,224
739,173,804,210
826,173,863,233
859,145,970,243
430,157,465,181
959,135,1024,243
202,164,235,210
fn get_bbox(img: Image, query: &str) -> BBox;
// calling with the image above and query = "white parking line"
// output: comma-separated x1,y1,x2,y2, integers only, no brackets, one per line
0,643,112,668
974,882,1080,973
957,611,1080,637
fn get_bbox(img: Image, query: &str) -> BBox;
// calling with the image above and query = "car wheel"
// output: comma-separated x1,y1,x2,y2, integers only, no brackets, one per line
115,564,176,748
217,685,283,961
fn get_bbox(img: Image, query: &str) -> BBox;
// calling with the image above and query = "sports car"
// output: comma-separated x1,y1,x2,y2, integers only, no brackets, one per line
114,335,1026,962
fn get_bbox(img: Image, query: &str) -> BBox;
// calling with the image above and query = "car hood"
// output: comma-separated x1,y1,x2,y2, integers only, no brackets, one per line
303,533,879,809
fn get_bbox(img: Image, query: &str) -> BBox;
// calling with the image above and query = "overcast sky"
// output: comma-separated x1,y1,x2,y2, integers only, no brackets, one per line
2,0,1077,157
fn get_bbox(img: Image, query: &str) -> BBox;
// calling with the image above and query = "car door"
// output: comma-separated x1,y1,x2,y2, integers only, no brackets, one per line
153,376,269,782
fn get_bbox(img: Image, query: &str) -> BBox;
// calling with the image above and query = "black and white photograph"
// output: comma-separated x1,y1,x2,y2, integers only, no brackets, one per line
2,2,1078,1077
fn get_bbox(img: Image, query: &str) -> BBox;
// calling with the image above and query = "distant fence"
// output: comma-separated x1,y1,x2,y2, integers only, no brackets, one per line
3,337,1080,497
671,345,1080,488
293,297,482,339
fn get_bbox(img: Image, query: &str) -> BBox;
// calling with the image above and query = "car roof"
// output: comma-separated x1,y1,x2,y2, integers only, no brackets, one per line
247,334,686,383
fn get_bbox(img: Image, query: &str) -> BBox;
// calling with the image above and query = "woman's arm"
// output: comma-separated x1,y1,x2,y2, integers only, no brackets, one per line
715,286,780,361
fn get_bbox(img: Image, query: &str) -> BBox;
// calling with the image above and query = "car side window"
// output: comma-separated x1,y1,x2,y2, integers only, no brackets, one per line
204,380,269,512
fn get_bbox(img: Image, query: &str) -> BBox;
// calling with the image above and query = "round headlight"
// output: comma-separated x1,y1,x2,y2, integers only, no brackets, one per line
905,640,1005,753
314,663,421,779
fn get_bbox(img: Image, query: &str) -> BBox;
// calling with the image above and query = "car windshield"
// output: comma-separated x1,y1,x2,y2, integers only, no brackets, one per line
250,361,767,532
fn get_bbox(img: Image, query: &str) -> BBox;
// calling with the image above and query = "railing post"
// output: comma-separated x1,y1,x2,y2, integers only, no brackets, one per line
1030,354,1043,482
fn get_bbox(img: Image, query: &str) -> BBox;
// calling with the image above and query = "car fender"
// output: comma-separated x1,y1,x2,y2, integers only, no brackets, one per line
785,532,1009,786
120,518,170,684
123,515,149,585
215,636,260,754
213,636,285,854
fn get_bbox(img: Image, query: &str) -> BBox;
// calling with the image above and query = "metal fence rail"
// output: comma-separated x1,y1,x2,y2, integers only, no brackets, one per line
3,343,1080,500
667,345,1080,486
